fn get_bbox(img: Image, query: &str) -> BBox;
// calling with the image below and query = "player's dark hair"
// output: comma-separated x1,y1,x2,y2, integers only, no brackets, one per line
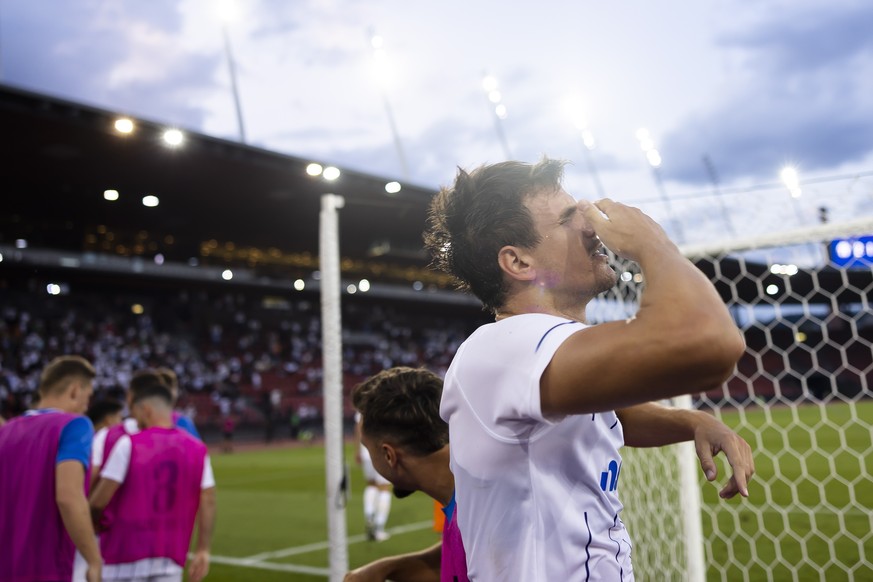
86,399,124,426
424,157,567,313
155,367,179,400
352,367,447,457
129,370,173,406
38,355,96,397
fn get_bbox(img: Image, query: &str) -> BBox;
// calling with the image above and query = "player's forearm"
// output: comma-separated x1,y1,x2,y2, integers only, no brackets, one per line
617,403,700,447
57,494,102,565
634,246,744,385
354,543,441,581
196,488,217,553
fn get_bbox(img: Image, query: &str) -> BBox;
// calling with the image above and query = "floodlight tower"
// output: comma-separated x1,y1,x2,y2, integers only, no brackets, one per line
369,31,410,181
482,73,512,160
636,128,684,243
566,100,606,199
218,1,247,143
701,155,737,238
780,166,806,226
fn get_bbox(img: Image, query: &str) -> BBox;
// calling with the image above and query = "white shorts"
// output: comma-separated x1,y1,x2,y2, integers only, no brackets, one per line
359,444,390,486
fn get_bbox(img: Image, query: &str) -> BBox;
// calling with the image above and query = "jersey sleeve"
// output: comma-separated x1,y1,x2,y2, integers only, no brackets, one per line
100,434,132,483
446,316,585,439
56,416,95,468
91,427,109,468
175,415,201,440
201,455,216,489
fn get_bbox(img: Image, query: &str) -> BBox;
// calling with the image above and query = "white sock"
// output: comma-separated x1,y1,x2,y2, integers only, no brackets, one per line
363,485,378,522
375,489,392,529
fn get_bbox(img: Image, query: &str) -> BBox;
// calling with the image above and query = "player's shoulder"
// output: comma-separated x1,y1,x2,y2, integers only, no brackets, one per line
462,313,583,353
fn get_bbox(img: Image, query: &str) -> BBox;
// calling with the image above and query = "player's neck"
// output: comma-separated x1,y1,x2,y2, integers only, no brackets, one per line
145,414,174,429
496,290,589,323
36,396,76,413
418,446,454,506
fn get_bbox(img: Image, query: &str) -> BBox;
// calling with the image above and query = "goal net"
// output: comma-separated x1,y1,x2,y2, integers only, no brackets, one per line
586,217,873,581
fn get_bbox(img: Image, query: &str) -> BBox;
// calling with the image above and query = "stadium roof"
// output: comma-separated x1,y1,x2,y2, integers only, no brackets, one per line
0,84,435,265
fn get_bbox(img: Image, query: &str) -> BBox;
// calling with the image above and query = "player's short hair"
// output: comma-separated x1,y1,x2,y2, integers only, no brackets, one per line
129,370,173,406
38,355,96,397
424,157,567,312
352,367,447,457
155,367,179,398
86,399,124,425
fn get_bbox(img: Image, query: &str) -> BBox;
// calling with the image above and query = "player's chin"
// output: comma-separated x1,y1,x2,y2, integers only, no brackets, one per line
393,487,415,499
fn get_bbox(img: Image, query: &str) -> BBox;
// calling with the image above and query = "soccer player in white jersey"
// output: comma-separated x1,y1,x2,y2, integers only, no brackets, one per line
355,410,393,541
424,158,755,580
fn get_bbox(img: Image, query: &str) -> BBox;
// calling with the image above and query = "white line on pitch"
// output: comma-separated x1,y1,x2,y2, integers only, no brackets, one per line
243,520,434,562
208,554,330,576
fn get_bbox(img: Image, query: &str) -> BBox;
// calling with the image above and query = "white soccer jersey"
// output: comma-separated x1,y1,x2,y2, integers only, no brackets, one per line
441,313,633,581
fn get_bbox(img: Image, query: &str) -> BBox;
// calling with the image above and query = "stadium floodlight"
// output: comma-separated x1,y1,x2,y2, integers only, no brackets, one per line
481,72,512,158
765,283,779,295
293,279,305,291
385,181,401,194
142,195,160,208
358,279,371,292
221,269,233,281
412,281,423,291
780,166,802,198
635,127,683,242
346,283,357,294
15,239,27,249
162,129,184,147
0,252,3,262
46,284,61,296
322,166,341,181
217,0,237,22
103,189,120,201
306,163,324,177
367,30,410,180
114,118,135,134
131,303,144,315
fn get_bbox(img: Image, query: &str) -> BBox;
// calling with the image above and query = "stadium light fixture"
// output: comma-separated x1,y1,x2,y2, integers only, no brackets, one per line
221,269,233,281
482,75,499,92
142,195,160,208
15,239,27,249
346,284,357,294
217,0,237,22
131,304,145,315
358,279,371,292
780,166,802,198
412,281,423,291
162,129,184,147
46,284,61,296
766,284,779,295
114,118,135,134
0,252,3,262
306,163,324,177
385,181,401,194
293,279,305,291
322,166,341,181
103,189,119,201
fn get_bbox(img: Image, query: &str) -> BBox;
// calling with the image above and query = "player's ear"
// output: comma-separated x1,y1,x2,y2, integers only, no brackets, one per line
497,245,536,282
382,443,398,468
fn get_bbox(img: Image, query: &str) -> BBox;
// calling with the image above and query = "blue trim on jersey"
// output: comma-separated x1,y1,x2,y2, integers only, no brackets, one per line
534,321,578,353
608,513,625,580
441,490,456,522
609,418,619,429
57,416,94,468
175,415,201,440
584,511,592,581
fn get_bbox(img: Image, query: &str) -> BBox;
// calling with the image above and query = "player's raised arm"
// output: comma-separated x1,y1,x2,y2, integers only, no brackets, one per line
541,199,744,416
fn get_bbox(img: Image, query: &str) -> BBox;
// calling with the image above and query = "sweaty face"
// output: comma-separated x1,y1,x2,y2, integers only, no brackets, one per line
524,189,617,302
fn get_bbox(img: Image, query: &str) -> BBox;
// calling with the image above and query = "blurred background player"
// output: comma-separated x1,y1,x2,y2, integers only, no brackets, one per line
87,398,124,433
345,367,468,582
90,375,216,582
355,409,392,542
0,355,102,582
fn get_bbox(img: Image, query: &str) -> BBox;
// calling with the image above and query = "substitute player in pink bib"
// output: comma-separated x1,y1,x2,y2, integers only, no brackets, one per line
0,355,102,582
91,376,216,582
345,367,469,582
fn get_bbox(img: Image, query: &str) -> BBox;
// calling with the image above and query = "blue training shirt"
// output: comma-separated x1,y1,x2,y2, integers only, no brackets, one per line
175,414,201,440
26,409,94,468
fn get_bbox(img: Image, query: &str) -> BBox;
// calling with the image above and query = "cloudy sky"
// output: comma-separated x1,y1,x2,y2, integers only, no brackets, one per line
2,0,872,248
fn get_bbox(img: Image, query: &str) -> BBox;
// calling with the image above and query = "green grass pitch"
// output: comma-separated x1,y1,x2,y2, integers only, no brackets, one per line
199,400,872,581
